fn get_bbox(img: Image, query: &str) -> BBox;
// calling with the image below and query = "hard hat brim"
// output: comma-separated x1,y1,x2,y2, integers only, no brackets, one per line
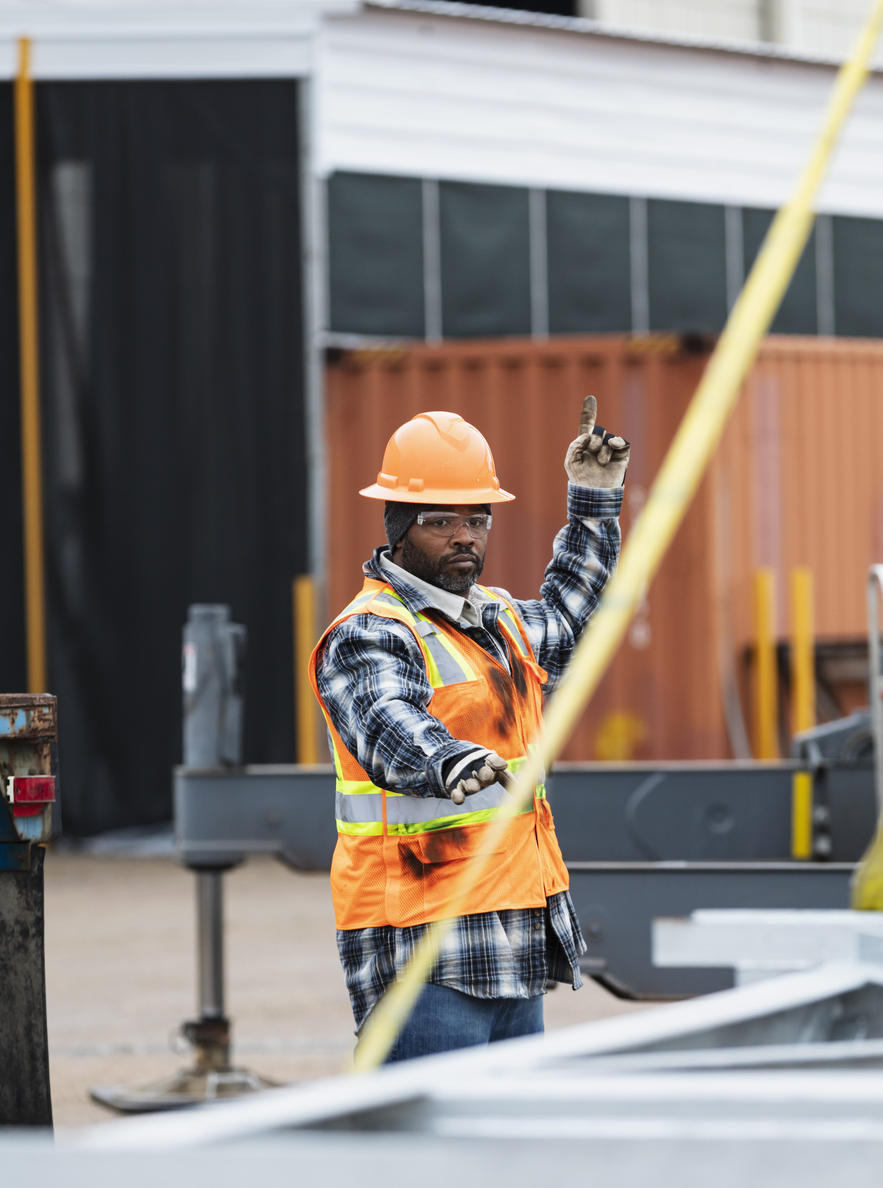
359,483,515,504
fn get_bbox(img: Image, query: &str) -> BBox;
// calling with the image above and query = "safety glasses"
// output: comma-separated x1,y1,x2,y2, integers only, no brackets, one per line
415,512,493,539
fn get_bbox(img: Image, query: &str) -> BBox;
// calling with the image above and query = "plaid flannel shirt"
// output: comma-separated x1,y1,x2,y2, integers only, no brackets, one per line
316,483,623,1030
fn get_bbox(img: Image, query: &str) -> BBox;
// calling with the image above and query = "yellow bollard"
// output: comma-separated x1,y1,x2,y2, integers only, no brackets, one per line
791,772,814,860
852,567,883,907
753,569,778,760
789,568,815,859
790,567,816,735
293,575,319,765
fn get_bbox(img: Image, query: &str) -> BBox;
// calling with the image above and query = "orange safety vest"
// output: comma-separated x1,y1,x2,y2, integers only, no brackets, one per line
309,578,570,929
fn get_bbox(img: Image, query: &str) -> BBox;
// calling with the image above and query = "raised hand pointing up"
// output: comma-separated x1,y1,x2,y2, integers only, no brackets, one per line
565,394,630,489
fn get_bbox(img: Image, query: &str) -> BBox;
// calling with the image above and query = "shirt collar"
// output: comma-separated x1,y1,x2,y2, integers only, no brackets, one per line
367,547,490,628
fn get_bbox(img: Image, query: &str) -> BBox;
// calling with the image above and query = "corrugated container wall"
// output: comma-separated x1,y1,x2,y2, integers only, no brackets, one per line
325,336,883,761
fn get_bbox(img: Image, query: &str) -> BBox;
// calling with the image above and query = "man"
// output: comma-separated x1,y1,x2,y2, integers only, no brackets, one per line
309,397,628,1060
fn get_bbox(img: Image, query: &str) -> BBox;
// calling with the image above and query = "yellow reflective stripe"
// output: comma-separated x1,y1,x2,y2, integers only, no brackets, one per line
337,778,382,796
372,591,419,625
340,800,543,836
420,630,473,687
508,754,546,796
388,802,535,836
335,584,479,687
417,635,443,687
336,820,384,836
330,584,414,629
329,591,375,627
498,608,529,656
475,585,530,657
427,628,478,681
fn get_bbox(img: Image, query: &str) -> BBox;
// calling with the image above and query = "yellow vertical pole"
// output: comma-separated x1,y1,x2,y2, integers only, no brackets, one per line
753,568,778,759
790,567,815,860
790,566,816,735
293,575,319,764
791,772,814,859
15,37,47,695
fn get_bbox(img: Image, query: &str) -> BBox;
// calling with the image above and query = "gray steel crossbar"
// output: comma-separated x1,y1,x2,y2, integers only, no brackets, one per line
174,761,877,870
174,765,871,999
568,861,855,999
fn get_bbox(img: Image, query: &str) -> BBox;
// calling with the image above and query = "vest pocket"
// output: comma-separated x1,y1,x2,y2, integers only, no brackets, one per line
386,816,545,927
404,825,506,866
535,797,570,893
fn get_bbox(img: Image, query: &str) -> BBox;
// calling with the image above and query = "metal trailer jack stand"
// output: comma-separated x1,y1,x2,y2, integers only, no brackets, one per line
0,694,60,1128
92,606,277,1113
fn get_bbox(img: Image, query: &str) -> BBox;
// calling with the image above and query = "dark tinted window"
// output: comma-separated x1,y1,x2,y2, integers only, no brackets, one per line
647,199,727,333
440,181,531,338
327,172,424,337
547,190,631,333
833,215,883,338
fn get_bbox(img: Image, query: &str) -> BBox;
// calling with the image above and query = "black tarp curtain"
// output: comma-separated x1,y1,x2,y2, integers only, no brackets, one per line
0,80,307,835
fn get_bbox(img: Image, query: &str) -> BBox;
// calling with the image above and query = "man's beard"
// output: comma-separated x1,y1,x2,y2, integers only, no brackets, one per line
400,537,485,594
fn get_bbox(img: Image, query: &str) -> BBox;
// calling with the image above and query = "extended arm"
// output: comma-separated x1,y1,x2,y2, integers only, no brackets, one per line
492,396,627,689
315,616,477,798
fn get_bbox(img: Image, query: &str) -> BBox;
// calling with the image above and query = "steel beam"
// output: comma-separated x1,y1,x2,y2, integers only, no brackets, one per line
568,861,854,999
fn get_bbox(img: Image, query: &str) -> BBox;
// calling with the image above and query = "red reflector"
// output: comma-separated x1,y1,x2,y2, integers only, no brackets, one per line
9,776,55,818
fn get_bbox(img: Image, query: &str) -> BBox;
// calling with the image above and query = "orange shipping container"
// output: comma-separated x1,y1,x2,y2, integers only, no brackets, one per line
324,335,883,762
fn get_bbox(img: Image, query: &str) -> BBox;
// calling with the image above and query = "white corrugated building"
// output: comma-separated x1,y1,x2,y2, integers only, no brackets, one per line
1,0,882,346
588,0,876,58
314,0,883,343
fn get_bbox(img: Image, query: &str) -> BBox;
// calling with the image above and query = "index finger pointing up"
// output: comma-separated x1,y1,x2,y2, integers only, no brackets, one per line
578,394,597,438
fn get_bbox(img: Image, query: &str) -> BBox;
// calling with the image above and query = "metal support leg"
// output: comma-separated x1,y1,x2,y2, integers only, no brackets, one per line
91,864,277,1112
182,870,231,1072
91,605,277,1112
198,871,224,1018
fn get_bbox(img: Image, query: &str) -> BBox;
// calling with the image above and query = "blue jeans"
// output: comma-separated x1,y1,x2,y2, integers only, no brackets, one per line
363,983,544,1064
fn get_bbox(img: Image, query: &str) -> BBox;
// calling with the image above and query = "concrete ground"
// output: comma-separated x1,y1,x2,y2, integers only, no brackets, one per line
44,851,649,1129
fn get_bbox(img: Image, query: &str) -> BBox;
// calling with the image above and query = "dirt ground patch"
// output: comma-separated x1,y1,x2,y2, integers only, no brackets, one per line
44,852,648,1128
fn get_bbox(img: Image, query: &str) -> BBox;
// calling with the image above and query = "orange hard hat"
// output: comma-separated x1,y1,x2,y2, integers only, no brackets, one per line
360,411,515,505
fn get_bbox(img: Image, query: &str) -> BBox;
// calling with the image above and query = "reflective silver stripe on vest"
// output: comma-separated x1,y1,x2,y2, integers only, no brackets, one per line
373,590,472,686
386,783,515,825
372,592,414,618
421,629,471,685
337,784,525,828
335,791,384,823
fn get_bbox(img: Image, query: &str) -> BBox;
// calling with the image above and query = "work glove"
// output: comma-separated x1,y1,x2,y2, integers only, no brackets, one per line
447,751,511,806
565,395,630,489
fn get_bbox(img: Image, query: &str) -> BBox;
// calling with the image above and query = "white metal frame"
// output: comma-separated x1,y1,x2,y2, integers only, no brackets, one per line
655,908,883,983
71,960,883,1151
